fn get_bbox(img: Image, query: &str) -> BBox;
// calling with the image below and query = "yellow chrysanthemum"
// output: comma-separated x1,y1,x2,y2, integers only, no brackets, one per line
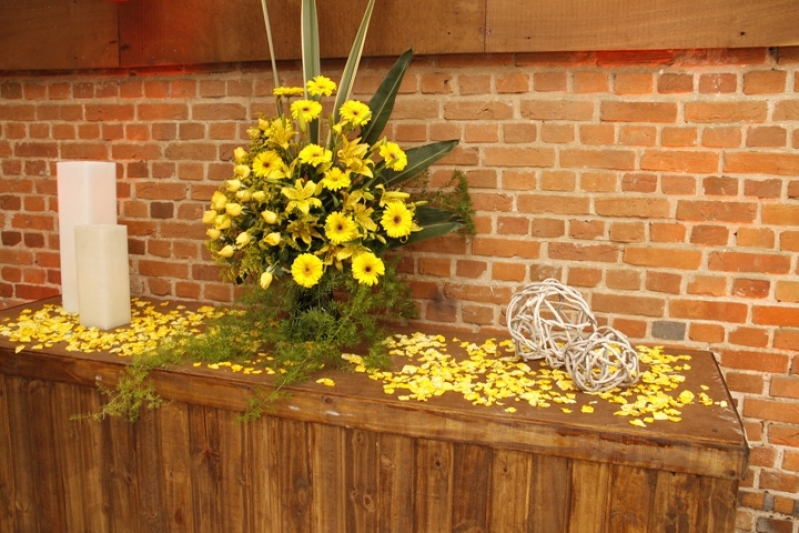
339,100,372,127
291,253,324,288
273,86,305,97
252,151,287,179
351,252,385,286
380,201,413,238
321,167,351,191
291,99,323,123
324,212,359,245
298,144,333,167
306,76,337,97
379,141,407,171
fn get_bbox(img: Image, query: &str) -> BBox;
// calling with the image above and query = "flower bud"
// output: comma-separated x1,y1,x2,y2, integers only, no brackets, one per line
236,190,252,202
233,146,248,163
235,231,251,246
226,179,242,192
234,164,251,179
261,210,278,224
211,191,228,211
214,214,231,230
264,232,281,246
225,203,243,217
202,210,217,225
217,245,235,258
206,228,221,240
259,271,273,290
252,191,266,202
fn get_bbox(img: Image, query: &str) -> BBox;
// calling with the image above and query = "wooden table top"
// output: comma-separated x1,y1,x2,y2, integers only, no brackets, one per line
0,296,748,480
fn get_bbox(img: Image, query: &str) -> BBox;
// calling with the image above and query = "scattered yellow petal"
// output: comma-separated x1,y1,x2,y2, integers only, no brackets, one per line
316,378,335,387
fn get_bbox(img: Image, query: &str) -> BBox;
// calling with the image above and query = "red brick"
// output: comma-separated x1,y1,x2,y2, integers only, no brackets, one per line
443,283,513,305
662,127,697,147
742,70,787,94
780,231,799,252
483,147,555,168
164,143,217,161
670,299,748,323
444,101,513,120
687,275,727,296
770,424,799,447
746,126,787,147
772,376,799,400
502,123,537,143
685,101,767,123
458,75,491,95
729,327,769,348
520,100,594,121
540,171,576,191
421,74,453,94
732,278,770,299
579,124,615,145
774,99,799,120
591,293,665,318
609,222,645,243
612,318,647,339
708,251,791,274
764,204,799,226
621,173,657,193
614,72,653,94
744,178,781,199
192,103,246,121
85,104,134,122
464,123,498,143
531,218,565,238
690,225,729,246
619,125,656,146
646,272,681,294
698,73,737,93
661,175,696,195
534,72,567,92
471,192,513,212
624,247,702,270
560,149,636,171
726,372,764,394
720,350,789,373
496,216,530,235
472,237,540,259
688,323,725,343
549,242,618,263
784,450,799,472
540,123,574,143
570,219,604,240
567,267,602,287
657,73,693,93
462,304,495,326
517,194,590,215
501,170,536,190
746,399,799,426
641,150,718,173
776,281,799,303
650,222,686,243
702,127,742,148
418,257,451,277
573,72,608,93
726,153,799,176
601,101,677,123
606,269,640,290
492,262,526,282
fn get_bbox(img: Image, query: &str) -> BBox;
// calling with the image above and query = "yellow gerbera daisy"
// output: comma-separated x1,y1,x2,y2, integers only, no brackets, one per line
291,99,323,123
273,86,305,97
351,252,385,286
306,76,337,97
379,141,408,171
291,253,324,288
339,100,372,127
324,212,359,245
252,151,287,179
380,202,413,238
321,167,351,191
298,144,333,167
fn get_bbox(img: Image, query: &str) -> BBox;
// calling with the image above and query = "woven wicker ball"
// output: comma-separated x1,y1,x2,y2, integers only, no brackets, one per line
506,279,639,392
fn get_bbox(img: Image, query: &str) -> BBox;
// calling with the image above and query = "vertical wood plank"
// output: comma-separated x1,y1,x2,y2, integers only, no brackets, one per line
606,464,658,533
376,433,414,533
77,385,109,533
693,475,739,533
159,401,196,532
51,383,89,533
272,418,314,533
346,428,379,533
0,376,18,533
568,460,611,533
243,415,277,532
189,405,224,533
488,449,530,533
310,423,346,533
451,443,491,533
414,439,453,533
5,378,37,532
104,411,139,532
528,454,571,533
135,409,167,532
648,471,697,533
219,410,245,533
28,379,64,532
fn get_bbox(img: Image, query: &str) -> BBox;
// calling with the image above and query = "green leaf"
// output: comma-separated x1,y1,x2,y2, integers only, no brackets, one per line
301,0,321,143
259,0,283,117
380,140,459,187
390,220,463,248
362,49,413,146
332,0,376,122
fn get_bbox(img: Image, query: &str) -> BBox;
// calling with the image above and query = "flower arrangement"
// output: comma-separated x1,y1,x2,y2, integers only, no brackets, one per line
203,0,469,298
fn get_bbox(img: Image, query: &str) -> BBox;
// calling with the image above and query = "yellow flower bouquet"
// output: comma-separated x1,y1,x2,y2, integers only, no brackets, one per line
203,0,471,312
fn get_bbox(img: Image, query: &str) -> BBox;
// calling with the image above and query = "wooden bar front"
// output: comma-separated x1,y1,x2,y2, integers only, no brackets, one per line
0,299,748,533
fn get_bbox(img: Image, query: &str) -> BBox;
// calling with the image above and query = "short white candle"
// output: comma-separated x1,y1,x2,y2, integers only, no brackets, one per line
74,224,132,330
56,161,117,313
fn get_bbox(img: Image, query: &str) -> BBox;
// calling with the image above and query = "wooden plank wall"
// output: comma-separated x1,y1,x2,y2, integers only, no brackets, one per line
0,372,740,533
1,0,799,71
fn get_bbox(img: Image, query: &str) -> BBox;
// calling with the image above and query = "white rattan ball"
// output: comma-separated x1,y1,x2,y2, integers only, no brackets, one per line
506,279,639,392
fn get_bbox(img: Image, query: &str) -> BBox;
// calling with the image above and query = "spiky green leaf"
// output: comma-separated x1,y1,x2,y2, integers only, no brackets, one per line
380,140,459,187
332,0,375,122
362,49,413,146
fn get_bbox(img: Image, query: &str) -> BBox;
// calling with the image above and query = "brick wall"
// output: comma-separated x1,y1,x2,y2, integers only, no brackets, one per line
2,47,799,531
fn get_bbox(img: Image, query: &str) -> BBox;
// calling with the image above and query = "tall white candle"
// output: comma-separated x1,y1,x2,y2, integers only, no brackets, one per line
56,161,117,312
75,224,132,330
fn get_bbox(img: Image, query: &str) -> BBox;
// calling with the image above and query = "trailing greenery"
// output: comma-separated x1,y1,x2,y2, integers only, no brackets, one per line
75,260,417,423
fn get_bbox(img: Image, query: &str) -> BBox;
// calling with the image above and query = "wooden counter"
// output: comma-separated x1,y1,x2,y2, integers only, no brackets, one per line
0,298,748,533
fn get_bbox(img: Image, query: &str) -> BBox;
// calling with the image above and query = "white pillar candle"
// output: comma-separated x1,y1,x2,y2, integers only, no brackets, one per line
56,161,117,313
74,224,132,330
